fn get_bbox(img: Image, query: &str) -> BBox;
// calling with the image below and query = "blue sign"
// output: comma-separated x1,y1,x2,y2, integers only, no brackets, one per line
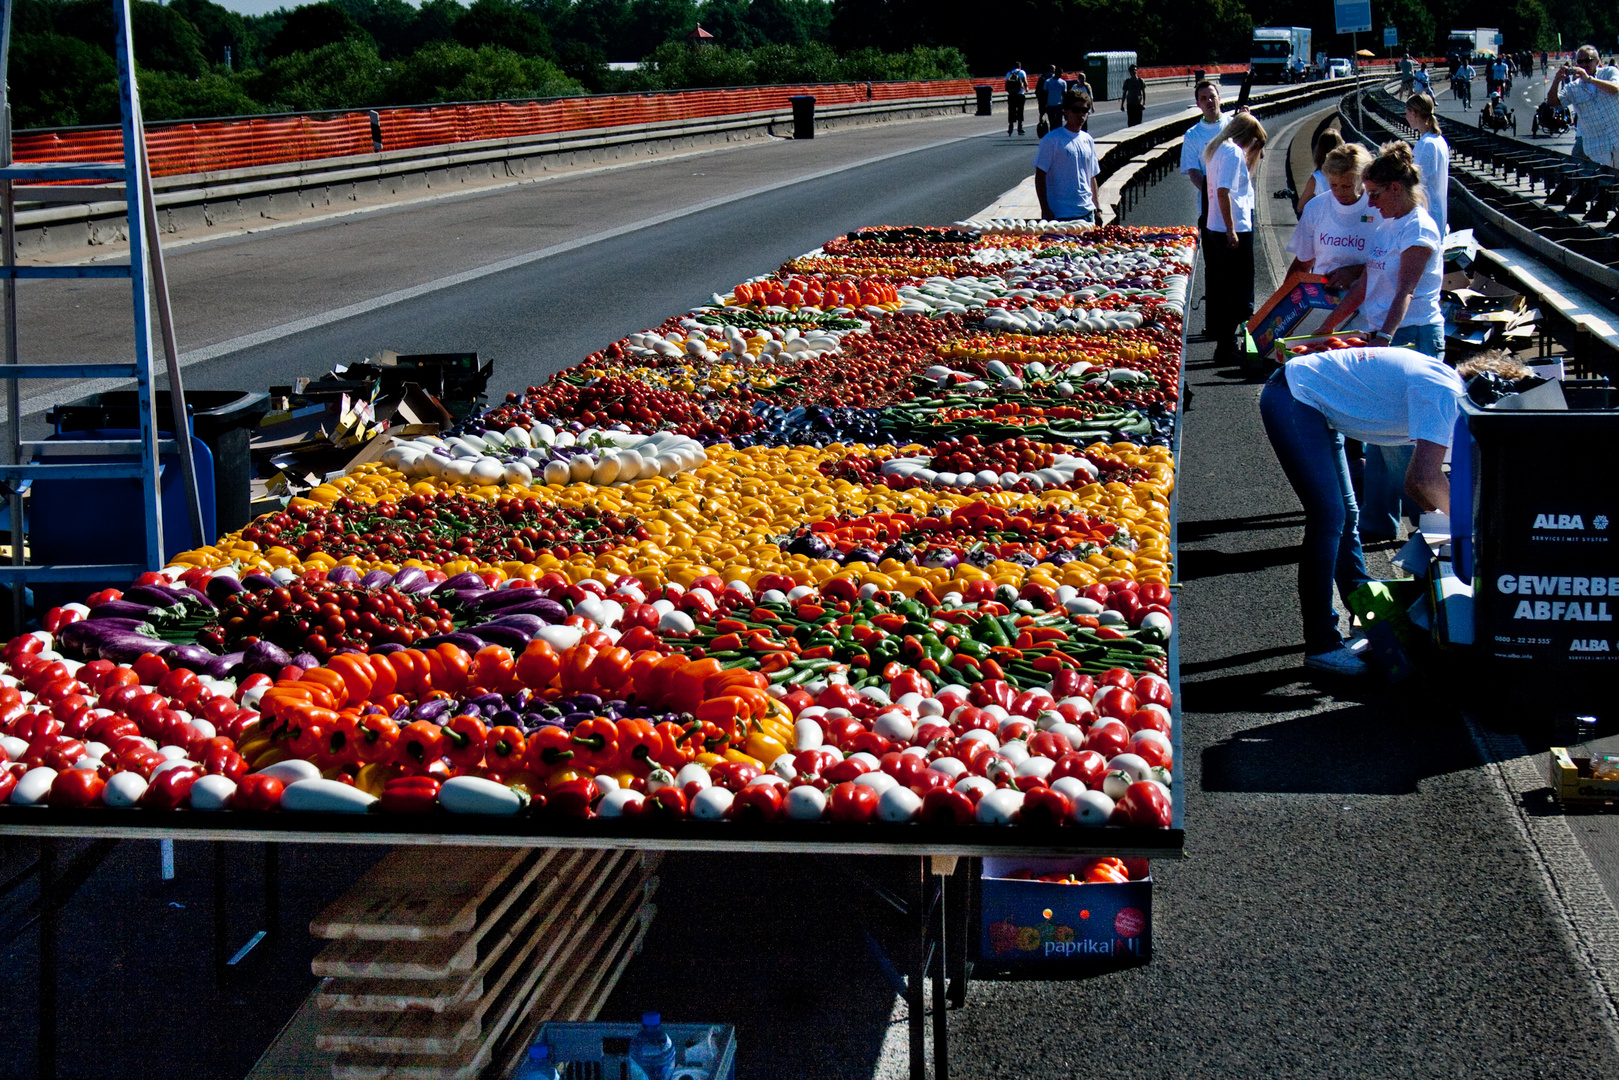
1335,0,1372,34
1384,26,1398,48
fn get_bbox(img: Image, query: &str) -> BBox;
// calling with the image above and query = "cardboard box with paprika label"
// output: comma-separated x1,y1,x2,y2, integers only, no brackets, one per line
974,856,1151,972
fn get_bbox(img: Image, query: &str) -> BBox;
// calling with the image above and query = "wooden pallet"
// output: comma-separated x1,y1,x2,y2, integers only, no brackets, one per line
310,848,548,942
312,849,565,980
318,855,652,1055
329,863,656,1078
316,850,603,1014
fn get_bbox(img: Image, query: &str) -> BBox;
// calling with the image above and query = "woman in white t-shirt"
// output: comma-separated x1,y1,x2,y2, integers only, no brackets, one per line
1317,140,1447,540
1406,94,1449,237
1202,113,1267,365
1294,128,1344,215
1258,346,1464,675
1285,142,1376,287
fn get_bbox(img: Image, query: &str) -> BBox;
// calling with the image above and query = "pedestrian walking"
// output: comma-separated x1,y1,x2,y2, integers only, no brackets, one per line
1548,45,1619,168
1413,63,1431,97
1489,55,1508,97
1202,113,1266,365
1005,61,1028,136
1407,94,1449,237
1033,89,1100,222
1317,141,1447,539
1040,65,1067,133
1259,346,1463,675
1121,64,1147,126
1453,60,1474,108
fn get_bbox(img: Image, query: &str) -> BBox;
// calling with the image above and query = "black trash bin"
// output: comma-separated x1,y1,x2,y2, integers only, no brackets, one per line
1193,69,1206,86
1453,381,1619,704
975,85,993,115
50,389,271,535
790,95,815,139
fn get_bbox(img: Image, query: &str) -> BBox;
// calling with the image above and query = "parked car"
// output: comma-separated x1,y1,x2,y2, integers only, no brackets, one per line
1326,58,1352,79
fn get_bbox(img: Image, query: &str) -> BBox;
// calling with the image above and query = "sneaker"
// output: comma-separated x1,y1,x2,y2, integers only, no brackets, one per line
1343,634,1371,656
1304,646,1370,675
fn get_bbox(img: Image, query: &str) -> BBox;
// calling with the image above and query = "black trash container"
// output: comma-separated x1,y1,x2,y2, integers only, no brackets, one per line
975,85,993,115
1454,381,1619,704
1193,69,1206,86
790,95,815,139
50,389,271,535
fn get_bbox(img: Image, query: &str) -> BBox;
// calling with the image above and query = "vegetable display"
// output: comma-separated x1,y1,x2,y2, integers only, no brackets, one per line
2,221,1191,838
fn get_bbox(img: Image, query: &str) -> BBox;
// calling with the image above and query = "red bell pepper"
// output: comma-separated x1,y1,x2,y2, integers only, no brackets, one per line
379,775,441,813
442,714,488,770
569,717,621,772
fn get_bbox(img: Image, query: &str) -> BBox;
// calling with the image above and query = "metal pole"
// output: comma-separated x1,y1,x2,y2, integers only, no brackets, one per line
932,870,947,1080
131,94,206,548
112,0,165,571
37,837,55,1080
909,857,926,1080
0,0,23,634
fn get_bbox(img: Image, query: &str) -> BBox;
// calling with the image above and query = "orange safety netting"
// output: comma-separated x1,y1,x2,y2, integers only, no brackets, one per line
12,79,979,179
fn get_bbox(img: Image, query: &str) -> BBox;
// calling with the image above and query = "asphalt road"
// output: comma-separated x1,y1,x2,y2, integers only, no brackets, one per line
5,95,1619,1080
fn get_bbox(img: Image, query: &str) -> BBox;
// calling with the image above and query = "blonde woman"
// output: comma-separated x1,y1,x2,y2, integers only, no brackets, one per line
1405,94,1449,236
1285,143,1377,288
1294,128,1344,214
1202,113,1266,365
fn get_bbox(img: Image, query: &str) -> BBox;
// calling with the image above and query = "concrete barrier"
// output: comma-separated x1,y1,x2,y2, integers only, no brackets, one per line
16,91,982,259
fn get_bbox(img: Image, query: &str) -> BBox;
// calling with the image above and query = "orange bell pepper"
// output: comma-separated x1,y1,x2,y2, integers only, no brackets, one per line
637,653,692,705
326,654,377,707
569,716,621,771
514,638,561,689
427,644,472,695
471,645,517,695
525,726,576,776
668,658,723,714
586,646,633,694
558,643,600,694
615,718,663,776
365,654,398,701
652,721,692,768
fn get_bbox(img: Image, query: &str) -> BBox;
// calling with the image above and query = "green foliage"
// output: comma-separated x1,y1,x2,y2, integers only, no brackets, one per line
137,69,265,122
9,30,119,127
453,0,555,61
168,0,256,70
386,42,582,103
265,2,371,61
251,37,387,111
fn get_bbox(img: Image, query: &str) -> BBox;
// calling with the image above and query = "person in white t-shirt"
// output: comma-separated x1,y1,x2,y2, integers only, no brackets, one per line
1406,94,1449,237
1259,345,1464,675
1179,80,1228,230
1318,140,1447,540
1550,45,1619,167
1286,142,1377,287
1202,112,1266,364
1033,89,1100,221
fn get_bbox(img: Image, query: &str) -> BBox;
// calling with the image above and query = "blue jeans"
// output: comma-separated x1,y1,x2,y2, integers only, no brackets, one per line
1359,324,1443,538
1260,370,1373,653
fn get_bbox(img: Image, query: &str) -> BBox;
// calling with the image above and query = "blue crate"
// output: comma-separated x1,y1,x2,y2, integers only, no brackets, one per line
525,1022,735,1080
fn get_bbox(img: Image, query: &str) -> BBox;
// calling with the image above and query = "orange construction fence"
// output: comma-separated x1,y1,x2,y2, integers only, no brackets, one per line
12,79,980,180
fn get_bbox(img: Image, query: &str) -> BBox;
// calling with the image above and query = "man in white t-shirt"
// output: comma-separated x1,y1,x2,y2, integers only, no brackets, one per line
1179,80,1227,229
1034,89,1100,221
1549,45,1619,167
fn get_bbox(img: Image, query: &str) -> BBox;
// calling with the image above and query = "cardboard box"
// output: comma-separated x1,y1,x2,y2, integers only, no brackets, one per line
1273,330,1373,362
975,857,1151,970
1550,747,1619,807
1247,271,1346,358
1442,270,1527,316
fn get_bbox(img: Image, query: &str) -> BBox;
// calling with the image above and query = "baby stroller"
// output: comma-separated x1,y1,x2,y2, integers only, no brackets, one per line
1480,92,1516,134
1532,100,1571,137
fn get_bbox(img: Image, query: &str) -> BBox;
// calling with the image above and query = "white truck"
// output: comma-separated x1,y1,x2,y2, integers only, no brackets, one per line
1251,27,1311,83
1446,28,1500,66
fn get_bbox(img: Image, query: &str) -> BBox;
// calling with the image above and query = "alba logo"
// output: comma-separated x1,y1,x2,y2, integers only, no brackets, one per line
1572,639,1611,653
1534,514,1586,530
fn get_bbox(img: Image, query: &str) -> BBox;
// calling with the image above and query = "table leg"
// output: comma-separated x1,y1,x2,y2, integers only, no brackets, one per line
909,858,926,1080
37,837,56,1080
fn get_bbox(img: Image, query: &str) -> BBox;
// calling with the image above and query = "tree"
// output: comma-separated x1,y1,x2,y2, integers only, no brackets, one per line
51,0,210,76
387,41,581,102
138,69,264,121
9,30,119,127
168,0,254,69
252,37,387,109
331,0,421,59
454,0,556,59
265,2,372,60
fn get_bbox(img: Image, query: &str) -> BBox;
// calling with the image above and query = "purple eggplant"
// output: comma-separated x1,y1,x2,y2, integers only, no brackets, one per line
471,588,553,612
390,566,431,593
474,598,567,623
242,573,278,592
787,533,833,559
484,613,546,636
90,599,160,621
360,569,394,589
204,652,246,680
58,618,157,658
161,643,219,672
417,631,488,653
326,566,362,585
205,575,247,605
291,653,320,670
462,623,531,650
437,572,486,592
123,585,185,608
372,642,406,655
411,698,453,723
242,639,293,675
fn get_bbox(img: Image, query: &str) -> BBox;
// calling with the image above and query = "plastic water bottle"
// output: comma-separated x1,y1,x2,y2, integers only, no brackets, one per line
628,1012,676,1080
512,1043,558,1080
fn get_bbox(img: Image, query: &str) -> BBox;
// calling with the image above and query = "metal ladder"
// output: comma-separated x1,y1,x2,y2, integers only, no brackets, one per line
0,0,204,624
